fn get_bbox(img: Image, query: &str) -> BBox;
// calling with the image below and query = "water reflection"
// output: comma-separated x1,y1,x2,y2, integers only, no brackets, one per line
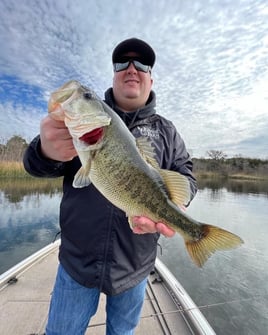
0,178,62,273
197,176,268,196
0,178,62,203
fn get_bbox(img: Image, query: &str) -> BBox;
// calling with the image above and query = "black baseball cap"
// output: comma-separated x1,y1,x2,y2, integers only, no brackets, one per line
112,38,156,68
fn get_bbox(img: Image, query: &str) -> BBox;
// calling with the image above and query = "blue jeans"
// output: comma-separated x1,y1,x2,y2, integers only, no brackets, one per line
45,264,147,335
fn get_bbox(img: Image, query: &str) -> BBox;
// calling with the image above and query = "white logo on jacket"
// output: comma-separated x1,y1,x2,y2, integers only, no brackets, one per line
137,126,160,139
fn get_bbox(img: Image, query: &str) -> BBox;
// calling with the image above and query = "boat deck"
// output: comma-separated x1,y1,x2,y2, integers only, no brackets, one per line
0,242,214,334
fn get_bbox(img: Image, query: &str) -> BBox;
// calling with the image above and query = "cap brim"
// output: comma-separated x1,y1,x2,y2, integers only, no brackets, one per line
112,38,155,67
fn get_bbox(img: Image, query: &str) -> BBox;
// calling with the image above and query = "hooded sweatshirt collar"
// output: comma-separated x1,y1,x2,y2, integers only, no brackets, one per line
104,88,156,127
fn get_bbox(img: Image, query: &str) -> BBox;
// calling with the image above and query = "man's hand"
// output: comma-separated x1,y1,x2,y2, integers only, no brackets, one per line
40,115,77,161
132,216,175,237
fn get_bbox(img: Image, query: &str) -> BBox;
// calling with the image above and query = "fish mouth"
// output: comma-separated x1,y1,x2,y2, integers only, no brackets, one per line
79,127,104,145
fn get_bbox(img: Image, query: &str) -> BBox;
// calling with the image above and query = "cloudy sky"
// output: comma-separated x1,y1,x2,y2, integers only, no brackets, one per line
0,0,267,158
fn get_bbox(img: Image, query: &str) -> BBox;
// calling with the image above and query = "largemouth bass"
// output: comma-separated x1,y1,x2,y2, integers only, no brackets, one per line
48,80,243,267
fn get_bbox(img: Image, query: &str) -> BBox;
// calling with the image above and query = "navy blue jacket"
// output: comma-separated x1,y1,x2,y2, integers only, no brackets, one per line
23,89,197,295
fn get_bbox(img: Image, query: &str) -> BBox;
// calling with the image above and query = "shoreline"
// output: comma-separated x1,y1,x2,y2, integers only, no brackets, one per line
1,161,268,182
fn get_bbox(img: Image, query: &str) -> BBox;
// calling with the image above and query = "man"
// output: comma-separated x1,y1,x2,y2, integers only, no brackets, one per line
23,38,197,335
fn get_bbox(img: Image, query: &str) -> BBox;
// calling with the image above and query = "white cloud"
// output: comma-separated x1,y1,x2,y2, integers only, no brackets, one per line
0,0,268,157
0,101,45,142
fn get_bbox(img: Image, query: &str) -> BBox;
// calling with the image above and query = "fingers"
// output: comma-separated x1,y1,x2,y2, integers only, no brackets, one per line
40,115,77,161
132,216,175,237
156,222,176,237
132,216,157,234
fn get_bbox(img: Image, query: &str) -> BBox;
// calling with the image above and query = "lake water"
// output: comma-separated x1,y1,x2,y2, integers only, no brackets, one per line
0,178,267,335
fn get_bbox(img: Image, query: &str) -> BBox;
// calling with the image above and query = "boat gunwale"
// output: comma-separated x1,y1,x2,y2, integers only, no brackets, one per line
154,258,216,335
0,240,60,290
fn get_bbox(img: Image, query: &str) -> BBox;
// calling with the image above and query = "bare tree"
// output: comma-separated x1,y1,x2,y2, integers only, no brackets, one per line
0,136,28,161
206,150,227,161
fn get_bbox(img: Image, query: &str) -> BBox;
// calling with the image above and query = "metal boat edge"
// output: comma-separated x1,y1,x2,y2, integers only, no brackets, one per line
0,239,60,289
154,258,216,335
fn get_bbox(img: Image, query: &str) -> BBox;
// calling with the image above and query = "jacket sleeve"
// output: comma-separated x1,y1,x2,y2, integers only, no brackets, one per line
23,135,66,178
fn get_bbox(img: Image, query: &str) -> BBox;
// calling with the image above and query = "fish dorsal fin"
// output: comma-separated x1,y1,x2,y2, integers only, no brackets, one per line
136,137,159,169
158,169,191,207
136,137,191,206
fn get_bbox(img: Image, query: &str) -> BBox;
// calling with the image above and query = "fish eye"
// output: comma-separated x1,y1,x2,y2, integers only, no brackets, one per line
83,92,93,100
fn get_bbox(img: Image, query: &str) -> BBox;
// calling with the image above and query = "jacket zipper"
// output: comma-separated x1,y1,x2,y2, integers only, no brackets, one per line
99,206,114,292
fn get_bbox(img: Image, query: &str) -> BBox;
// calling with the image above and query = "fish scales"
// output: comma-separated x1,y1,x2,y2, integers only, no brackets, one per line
90,121,169,218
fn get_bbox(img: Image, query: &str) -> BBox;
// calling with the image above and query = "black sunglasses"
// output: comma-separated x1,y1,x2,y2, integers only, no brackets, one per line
113,60,151,73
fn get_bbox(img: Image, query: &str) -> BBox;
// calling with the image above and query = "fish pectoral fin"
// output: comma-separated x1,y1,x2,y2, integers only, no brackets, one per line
136,137,159,169
185,224,244,267
72,164,92,188
159,169,191,207
128,217,135,231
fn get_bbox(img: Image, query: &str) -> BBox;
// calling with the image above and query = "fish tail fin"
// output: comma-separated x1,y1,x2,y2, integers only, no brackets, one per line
185,224,244,267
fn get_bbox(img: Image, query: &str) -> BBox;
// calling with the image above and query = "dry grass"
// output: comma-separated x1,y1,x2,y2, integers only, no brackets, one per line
0,161,63,193
195,171,268,182
228,173,268,181
0,161,29,178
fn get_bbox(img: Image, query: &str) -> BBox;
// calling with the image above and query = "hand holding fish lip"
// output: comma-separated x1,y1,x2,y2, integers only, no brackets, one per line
132,216,176,237
40,114,77,161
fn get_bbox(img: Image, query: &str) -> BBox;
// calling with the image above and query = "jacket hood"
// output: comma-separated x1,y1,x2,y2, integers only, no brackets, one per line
104,88,156,127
